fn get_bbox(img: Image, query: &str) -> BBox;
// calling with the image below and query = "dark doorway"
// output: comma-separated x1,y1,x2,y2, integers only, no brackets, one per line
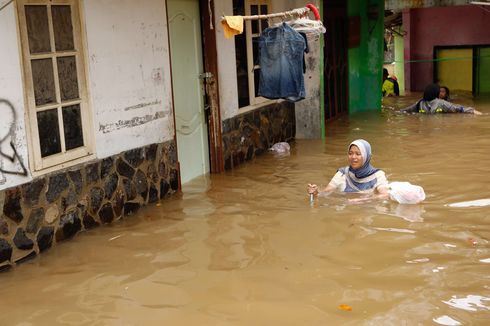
323,0,348,122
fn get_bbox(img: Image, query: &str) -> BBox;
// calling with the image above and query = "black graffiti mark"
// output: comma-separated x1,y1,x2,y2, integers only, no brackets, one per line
0,1,14,12
0,99,28,177
0,141,28,176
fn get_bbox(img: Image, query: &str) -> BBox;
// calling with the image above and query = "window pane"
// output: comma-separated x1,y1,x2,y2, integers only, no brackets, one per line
252,36,259,63
32,58,56,106
62,104,84,150
57,56,79,101
232,0,244,15
25,5,51,54
251,5,258,34
52,5,75,51
233,0,249,107
235,33,249,107
37,109,61,157
261,5,269,30
254,68,260,97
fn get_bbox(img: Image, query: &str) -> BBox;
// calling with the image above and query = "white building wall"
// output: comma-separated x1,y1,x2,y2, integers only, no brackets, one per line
0,0,175,190
82,0,174,159
214,0,238,121
0,1,32,190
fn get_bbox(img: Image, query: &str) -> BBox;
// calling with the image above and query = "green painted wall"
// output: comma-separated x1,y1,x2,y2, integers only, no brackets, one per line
394,26,405,96
477,47,490,95
347,0,384,113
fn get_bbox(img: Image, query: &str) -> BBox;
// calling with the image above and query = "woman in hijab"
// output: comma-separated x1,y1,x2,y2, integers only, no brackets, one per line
401,83,481,114
307,139,389,196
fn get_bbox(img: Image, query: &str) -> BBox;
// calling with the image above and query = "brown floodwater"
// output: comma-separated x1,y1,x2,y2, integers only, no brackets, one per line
1,93,489,325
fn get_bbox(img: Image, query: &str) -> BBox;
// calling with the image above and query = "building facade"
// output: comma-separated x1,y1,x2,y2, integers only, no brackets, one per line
0,0,311,269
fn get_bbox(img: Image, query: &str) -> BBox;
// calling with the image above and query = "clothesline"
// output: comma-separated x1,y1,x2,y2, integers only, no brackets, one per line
221,4,321,22
221,4,323,39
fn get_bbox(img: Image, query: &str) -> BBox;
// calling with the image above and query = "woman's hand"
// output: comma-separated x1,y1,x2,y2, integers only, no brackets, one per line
473,109,483,115
307,183,318,195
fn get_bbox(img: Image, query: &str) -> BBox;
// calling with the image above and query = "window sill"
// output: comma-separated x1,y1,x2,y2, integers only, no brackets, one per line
30,153,97,178
238,98,283,115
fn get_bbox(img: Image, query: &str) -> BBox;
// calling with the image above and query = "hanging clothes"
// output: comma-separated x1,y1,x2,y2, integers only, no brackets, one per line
257,23,306,102
222,16,244,38
299,32,309,73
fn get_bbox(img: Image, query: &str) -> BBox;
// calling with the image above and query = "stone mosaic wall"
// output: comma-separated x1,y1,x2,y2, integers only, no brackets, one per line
222,101,295,170
0,140,179,271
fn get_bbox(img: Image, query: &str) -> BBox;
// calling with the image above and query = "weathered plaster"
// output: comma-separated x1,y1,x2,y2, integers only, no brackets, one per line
214,0,238,121
82,0,174,158
0,2,32,191
295,33,322,139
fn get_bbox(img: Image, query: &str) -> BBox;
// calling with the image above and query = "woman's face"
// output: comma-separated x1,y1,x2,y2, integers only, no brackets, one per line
439,88,447,99
348,145,363,170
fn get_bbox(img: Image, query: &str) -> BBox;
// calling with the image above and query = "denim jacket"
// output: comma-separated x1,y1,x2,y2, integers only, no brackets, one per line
258,23,306,102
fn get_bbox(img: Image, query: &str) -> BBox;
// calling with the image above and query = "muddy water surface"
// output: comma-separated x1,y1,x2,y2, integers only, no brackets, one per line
1,94,489,325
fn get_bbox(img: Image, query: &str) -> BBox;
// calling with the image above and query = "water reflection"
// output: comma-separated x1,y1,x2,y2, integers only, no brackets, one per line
443,294,490,312
433,315,462,326
0,93,489,325
376,203,425,222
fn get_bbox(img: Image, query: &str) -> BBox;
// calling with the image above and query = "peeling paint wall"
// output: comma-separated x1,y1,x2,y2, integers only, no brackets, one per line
0,2,32,191
82,0,174,159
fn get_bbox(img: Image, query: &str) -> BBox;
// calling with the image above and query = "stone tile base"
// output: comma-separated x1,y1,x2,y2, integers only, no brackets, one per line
0,140,179,270
222,101,295,169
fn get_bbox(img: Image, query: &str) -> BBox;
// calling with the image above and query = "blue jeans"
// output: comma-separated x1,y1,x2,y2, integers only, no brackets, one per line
258,23,306,102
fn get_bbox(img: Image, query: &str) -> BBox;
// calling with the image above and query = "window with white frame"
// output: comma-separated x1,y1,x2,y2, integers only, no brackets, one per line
17,0,93,171
233,0,271,108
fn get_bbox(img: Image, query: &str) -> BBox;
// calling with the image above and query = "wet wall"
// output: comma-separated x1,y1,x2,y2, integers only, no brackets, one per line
403,5,490,92
347,0,385,113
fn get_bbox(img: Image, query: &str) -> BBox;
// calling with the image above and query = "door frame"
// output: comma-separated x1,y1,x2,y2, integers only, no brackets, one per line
199,0,224,174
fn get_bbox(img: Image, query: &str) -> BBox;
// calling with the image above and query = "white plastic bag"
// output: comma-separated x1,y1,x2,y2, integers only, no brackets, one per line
269,142,290,153
388,182,426,204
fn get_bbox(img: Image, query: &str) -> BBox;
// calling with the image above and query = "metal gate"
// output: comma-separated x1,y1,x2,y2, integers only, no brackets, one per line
323,0,348,121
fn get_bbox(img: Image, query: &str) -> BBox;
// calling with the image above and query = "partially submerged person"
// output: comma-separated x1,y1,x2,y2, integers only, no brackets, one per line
439,86,450,101
382,68,400,97
307,139,389,197
401,83,482,115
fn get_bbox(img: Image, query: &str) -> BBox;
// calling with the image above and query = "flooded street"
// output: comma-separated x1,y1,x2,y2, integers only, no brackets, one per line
1,94,489,325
